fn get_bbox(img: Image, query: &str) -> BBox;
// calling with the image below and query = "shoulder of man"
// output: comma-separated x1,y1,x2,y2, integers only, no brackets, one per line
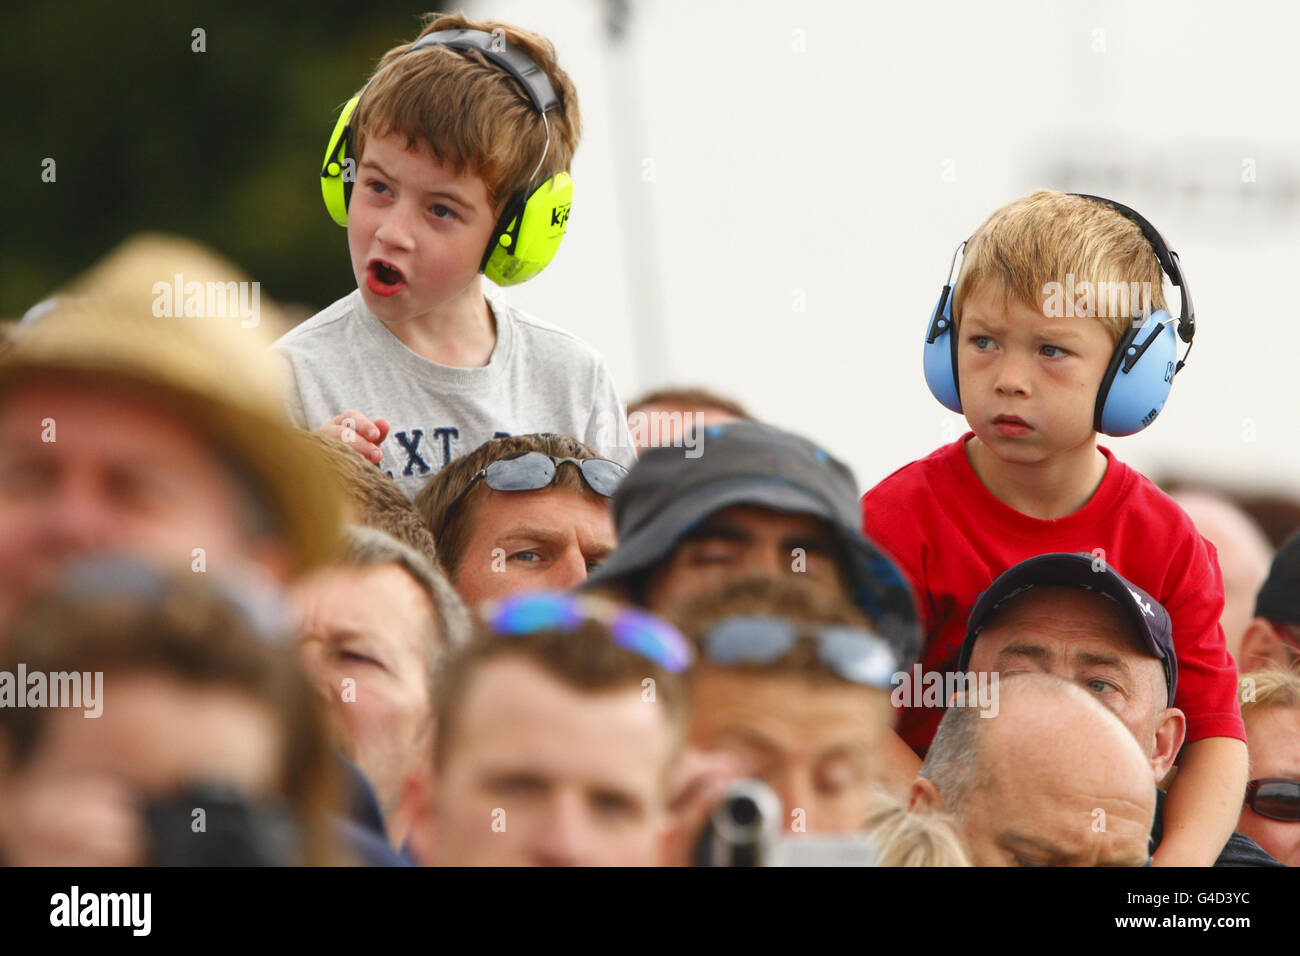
1215,831,1286,867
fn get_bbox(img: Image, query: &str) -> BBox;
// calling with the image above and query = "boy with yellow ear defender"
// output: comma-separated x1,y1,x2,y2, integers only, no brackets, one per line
274,12,635,498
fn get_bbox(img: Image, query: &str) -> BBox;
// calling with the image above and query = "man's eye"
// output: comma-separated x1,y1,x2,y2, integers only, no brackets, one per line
496,777,543,797
592,792,636,818
690,544,740,565
0,457,51,495
1085,678,1117,694
511,550,543,564
337,649,378,667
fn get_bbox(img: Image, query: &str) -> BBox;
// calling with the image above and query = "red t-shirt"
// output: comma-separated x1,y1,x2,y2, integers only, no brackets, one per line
861,433,1244,756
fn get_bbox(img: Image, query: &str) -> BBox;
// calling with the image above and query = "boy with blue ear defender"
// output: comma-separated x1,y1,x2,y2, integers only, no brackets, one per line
274,12,635,499
862,191,1247,866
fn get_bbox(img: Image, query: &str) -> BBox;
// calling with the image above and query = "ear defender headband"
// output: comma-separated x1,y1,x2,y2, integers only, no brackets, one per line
319,28,575,286
922,195,1196,437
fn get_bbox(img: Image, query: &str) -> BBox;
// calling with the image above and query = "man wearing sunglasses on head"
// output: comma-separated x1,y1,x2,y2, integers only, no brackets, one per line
415,434,625,607
657,577,903,864
1236,669,1300,866
960,553,1282,866
402,592,692,866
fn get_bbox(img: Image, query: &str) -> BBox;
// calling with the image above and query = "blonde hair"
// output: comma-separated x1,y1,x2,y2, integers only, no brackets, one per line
1240,669,1300,719
953,190,1168,345
353,11,581,215
863,792,971,867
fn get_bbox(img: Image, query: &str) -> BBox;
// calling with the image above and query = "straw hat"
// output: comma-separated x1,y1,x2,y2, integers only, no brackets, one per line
0,235,342,574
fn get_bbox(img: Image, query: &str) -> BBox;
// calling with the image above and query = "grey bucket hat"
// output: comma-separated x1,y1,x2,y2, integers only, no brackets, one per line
583,421,921,666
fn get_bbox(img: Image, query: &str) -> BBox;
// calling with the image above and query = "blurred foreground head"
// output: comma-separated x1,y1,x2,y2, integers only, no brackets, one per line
676,577,899,834
407,592,691,866
911,672,1155,866
0,290,342,634
0,556,341,865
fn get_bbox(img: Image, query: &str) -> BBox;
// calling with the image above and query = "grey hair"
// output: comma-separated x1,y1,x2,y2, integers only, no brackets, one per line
339,524,473,695
917,690,990,817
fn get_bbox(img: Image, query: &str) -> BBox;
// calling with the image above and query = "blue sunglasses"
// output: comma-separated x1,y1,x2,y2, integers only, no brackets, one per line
485,592,694,674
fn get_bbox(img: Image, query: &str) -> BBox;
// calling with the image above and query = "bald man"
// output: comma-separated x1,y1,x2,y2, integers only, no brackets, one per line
908,672,1155,866
959,553,1281,867
1171,490,1272,660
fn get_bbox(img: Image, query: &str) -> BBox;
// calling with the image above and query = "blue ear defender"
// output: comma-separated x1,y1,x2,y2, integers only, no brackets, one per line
922,195,1196,437
922,240,965,414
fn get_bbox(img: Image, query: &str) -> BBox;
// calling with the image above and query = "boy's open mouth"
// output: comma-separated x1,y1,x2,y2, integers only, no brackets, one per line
366,258,406,297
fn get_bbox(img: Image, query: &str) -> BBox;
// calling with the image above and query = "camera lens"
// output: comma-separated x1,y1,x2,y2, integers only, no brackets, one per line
728,795,760,828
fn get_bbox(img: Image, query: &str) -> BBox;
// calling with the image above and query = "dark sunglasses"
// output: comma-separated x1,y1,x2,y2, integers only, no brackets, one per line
439,452,627,535
1244,778,1300,822
485,591,694,674
701,615,897,689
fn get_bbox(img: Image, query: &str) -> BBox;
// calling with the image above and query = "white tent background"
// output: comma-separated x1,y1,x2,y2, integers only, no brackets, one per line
483,0,1300,496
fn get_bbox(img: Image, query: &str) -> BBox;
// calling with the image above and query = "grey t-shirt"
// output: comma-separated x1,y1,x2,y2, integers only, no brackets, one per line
273,285,635,499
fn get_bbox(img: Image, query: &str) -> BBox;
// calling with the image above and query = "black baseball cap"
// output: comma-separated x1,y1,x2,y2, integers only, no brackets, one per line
581,421,922,667
957,552,1177,705
1255,531,1300,626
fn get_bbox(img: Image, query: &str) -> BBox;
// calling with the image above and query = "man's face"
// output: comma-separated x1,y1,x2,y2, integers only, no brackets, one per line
689,668,890,832
956,743,1155,867
291,563,436,816
957,281,1115,466
0,672,282,866
0,381,273,632
1236,706,1300,866
967,586,1169,770
452,486,616,608
348,132,499,325
646,505,850,615
425,657,674,866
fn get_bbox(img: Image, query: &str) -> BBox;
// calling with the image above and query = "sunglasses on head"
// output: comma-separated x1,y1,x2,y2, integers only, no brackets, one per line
485,592,694,674
439,451,627,536
1244,778,1300,822
701,615,897,688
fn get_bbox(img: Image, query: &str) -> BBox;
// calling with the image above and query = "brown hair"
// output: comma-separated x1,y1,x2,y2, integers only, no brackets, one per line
414,432,603,578
672,576,881,687
952,190,1168,346
627,386,754,421
0,567,342,865
353,11,581,215
303,431,439,568
432,607,691,773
